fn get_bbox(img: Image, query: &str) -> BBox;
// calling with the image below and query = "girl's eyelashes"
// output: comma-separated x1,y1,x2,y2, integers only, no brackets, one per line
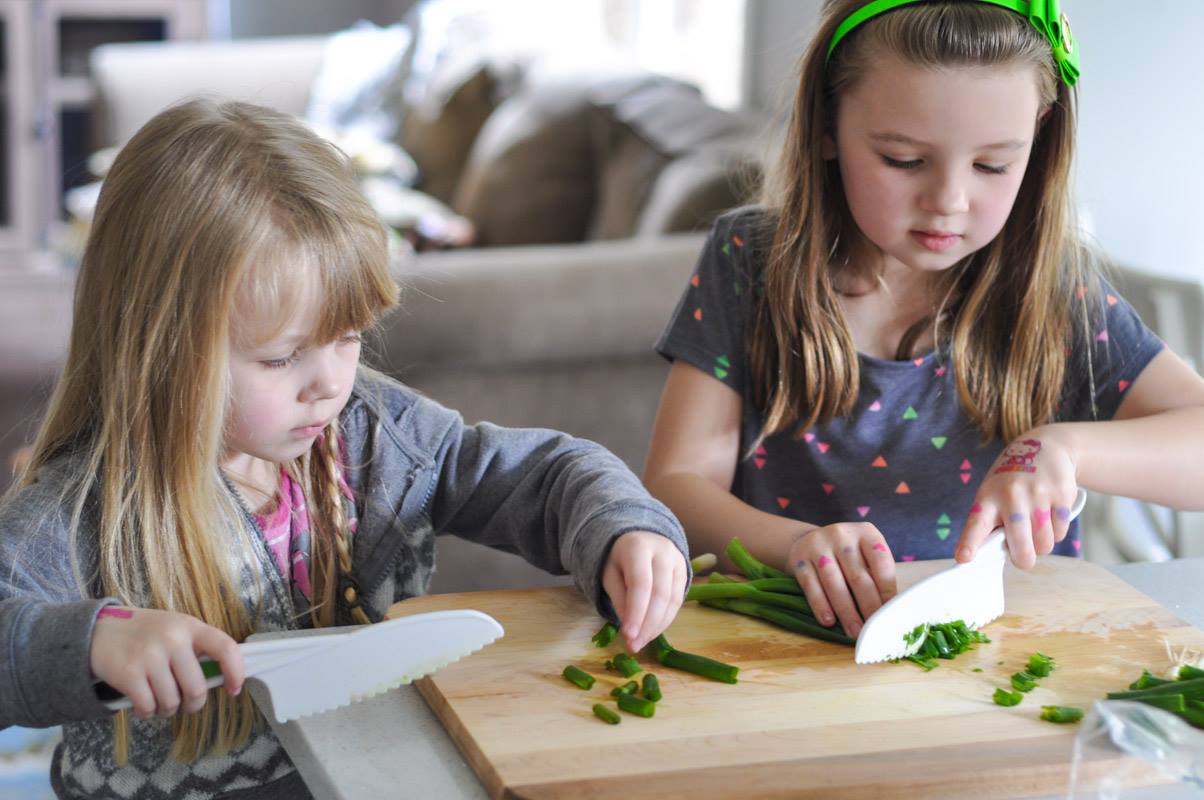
881,155,921,170
259,333,360,368
880,154,1010,175
260,351,300,369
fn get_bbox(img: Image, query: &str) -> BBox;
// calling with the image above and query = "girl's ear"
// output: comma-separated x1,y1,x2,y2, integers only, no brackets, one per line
822,132,838,160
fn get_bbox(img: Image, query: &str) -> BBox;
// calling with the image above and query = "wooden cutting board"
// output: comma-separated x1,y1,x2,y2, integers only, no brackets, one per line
387,557,1204,799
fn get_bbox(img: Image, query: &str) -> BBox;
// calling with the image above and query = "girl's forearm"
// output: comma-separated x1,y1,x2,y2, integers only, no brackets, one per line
1051,406,1204,510
644,472,817,574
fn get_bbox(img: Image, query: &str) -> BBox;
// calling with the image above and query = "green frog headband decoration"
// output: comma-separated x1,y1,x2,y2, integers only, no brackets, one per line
827,0,1080,86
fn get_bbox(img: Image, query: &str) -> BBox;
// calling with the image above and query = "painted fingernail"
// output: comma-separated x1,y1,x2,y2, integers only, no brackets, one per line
970,503,983,514
795,560,808,571
1056,506,1071,520
1008,512,1025,523
841,545,854,554
1033,509,1052,528
872,543,888,552
817,555,834,568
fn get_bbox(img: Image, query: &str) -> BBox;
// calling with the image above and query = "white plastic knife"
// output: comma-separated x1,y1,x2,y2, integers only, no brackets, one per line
97,608,504,722
854,488,1087,664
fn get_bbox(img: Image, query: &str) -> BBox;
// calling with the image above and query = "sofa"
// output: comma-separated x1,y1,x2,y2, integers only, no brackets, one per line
0,31,761,592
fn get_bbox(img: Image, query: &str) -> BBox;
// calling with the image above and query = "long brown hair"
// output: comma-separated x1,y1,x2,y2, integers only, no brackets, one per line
751,0,1090,447
16,99,398,761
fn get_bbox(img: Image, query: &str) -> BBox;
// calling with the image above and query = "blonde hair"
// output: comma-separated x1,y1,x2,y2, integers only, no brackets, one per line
17,99,398,761
751,0,1091,447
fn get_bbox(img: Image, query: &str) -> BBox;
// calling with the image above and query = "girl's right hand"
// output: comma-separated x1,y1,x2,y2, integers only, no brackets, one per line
786,523,897,638
90,607,245,719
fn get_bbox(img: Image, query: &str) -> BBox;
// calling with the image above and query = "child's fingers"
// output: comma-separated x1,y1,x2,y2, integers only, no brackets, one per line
122,674,157,719
815,554,863,636
835,545,881,623
194,625,244,698
1002,507,1037,569
792,559,835,628
648,554,687,646
618,559,654,651
1031,502,1055,556
171,648,211,715
630,557,675,652
1051,495,1074,543
859,537,897,602
147,657,181,717
954,500,998,562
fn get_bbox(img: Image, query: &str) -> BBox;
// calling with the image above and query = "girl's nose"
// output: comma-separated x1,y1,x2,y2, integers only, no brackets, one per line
301,351,342,402
921,169,969,216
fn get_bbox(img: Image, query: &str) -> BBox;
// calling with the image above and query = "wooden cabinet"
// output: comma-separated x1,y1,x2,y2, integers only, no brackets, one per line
0,0,205,269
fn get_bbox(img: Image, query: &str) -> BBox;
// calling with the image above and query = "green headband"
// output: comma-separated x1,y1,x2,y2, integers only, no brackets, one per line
826,0,1080,86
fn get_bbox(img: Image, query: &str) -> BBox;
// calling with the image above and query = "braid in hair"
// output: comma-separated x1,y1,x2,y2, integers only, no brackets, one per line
310,419,371,627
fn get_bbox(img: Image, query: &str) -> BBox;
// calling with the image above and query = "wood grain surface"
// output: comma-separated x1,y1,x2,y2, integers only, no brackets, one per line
387,556,1202,799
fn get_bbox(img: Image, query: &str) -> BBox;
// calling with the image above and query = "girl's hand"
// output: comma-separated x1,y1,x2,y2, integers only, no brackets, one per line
955,426,1078,569
787,523,897,638
601,531,688,653
90,607,245,719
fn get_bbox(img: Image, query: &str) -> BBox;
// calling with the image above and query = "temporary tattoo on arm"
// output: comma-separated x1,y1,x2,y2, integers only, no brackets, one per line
993,438,1042,475
98,607,133,620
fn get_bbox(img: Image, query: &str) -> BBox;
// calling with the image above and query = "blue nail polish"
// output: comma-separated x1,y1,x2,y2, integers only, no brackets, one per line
1008,512,1025,523
1056,506,1071,520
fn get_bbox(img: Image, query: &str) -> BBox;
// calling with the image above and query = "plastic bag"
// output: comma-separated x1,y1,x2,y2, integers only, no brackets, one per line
1067,700,1204,799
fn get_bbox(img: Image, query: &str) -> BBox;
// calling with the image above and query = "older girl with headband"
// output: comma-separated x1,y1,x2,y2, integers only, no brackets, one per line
0,99,690,799
646,0,1204,639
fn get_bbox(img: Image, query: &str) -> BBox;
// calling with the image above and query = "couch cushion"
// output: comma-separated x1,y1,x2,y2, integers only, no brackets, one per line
451,74,601,246
399,62,504,205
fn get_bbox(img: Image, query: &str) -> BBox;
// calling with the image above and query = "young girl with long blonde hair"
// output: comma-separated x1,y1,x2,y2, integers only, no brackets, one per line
0,98,689,799
645,0,1204,639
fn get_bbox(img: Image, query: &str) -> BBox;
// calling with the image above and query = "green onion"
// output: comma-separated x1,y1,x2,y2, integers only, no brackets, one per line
699,597,853,645
610,680,639,698
1027,652,1055,677
649,634,738,684
725,537,789,580
612,653,642,678
993,688,1023,707
689,553,718,574
1134,693,1187,713
1129,669,1172,690
616,693,656,718
562,665,595,690
1107,676,1204,701
743,578,804,595
592,621,618,648
687,582,817,619
1039,705,1083,723
642,673,662,702
592,703,621,724
1011,671,1038,693
1180,665,1204,681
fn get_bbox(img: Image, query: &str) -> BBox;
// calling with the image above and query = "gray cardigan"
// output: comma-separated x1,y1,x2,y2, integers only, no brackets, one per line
0,371,688,799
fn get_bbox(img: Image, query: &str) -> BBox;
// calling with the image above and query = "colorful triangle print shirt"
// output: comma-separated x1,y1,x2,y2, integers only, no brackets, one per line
655,208,1166,561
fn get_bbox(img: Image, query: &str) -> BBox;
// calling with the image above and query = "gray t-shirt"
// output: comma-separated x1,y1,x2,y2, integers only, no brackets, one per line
656,208,1164,561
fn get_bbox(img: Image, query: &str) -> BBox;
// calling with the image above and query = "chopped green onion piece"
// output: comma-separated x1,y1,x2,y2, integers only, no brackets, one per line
689,553,718,574
592,622,618,648
612,653,642,678
1180,665,1204,681
592,703,621,724
1027,652,1055,677
642,673,662,702
993,688,1023,707
649,634,739,684
1039,705,1083,723
616,693,656,718
610,680,639,698
1011,671,1038,693
562,665,595,690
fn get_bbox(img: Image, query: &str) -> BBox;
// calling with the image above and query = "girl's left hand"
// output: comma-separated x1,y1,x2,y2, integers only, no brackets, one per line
601,531,688,653
954,426,1079,569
